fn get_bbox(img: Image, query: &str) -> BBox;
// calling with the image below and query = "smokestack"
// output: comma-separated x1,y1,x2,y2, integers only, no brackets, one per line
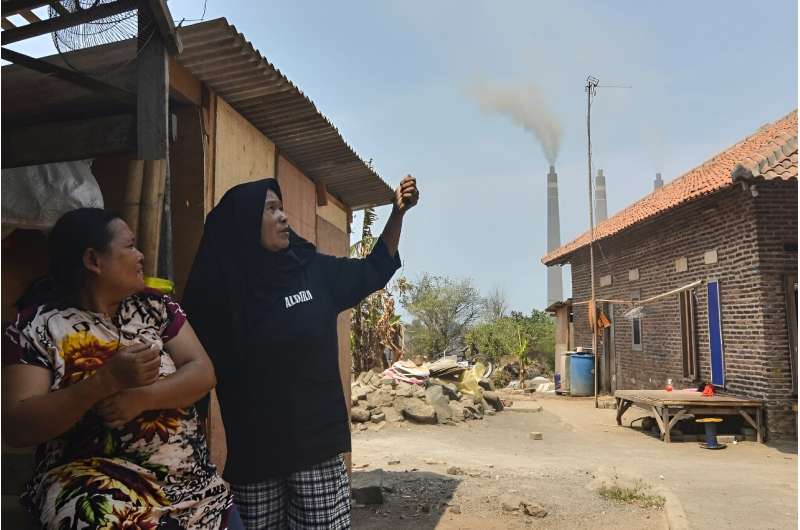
547,165,563,306
594,168,608,223
654,172,664,191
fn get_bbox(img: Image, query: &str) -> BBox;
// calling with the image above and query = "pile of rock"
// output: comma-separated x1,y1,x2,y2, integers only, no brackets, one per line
350,371,505,430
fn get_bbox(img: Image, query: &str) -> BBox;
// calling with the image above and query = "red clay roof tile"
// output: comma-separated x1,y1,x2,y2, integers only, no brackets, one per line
542,110,798,265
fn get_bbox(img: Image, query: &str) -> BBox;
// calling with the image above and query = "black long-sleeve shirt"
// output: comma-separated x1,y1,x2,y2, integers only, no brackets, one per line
217,239,400,483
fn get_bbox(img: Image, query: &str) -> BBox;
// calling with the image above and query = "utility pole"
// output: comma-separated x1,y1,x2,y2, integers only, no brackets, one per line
585,75,599,409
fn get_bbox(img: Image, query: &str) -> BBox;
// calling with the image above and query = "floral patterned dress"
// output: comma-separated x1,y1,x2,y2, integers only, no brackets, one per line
3,291,232,530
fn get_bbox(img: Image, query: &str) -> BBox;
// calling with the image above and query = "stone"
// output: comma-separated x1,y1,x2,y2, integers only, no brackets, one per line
483,391,504,411
449,504,462,514
351,407,371,423
522,501,547,518
412,386,426,399
486,409,496,416
381,377,395,387
530,376,550,386
369,421,386,432
351,470,385,505
478,379,495,391
368,389,394,408
431,380,460,400
449,403,466,421
396,382,415,397
357,423,368,431
388,460,401,465
446,466,464,475
356,372,369,385
353,386,369,401
371,411,386,423
464,404,483,420
402,402,438,424
529,432,543,440
382,407,404,423
425,385,453,423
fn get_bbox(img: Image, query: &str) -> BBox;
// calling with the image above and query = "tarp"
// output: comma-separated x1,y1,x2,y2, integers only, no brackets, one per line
2,160,103,238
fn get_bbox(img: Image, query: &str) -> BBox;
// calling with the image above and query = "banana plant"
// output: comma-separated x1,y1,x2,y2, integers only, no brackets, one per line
350,207,405,374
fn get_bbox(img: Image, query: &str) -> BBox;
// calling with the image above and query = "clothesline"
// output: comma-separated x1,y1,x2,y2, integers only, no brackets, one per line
570,279,704,307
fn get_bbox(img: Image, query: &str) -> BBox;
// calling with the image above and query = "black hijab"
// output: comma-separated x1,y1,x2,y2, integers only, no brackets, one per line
182,179,316,413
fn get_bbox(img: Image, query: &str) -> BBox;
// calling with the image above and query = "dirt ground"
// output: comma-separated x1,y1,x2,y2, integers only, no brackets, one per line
351,394,797,529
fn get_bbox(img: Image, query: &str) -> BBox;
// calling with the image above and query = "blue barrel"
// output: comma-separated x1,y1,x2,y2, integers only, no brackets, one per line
569,354,595,396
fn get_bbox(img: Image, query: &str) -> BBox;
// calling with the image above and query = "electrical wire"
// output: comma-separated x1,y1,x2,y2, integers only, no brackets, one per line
176,0,208,26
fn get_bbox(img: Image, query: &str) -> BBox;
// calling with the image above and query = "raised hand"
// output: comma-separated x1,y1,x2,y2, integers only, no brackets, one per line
393,175,419,214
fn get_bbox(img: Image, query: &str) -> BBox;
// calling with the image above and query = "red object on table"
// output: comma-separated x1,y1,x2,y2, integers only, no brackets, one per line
702,384,715,397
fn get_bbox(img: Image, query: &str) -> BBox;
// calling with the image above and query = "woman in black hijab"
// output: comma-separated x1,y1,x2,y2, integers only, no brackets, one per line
183,175,418,529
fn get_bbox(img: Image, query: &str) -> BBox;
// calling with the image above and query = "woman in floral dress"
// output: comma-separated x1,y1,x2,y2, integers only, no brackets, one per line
2,208,240,529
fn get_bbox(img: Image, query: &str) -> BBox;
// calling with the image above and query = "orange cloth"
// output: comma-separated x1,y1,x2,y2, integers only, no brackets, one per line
702,384,715,397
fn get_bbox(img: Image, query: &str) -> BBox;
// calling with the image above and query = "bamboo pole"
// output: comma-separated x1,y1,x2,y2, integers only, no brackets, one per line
121,160,144,236
139,159,165,276
586,76,599,408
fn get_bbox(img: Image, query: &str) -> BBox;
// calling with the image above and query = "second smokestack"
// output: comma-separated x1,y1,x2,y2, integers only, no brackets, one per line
547,165,563,306
654,172,664,191
594,168,608,223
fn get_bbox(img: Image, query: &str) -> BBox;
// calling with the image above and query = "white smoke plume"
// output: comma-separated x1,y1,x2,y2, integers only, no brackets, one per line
470,81,562,165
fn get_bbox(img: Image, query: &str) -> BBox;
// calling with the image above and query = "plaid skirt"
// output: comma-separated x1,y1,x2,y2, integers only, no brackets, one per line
230,454,351,530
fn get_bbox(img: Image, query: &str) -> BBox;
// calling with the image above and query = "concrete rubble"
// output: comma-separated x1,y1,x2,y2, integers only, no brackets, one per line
350,361,507,428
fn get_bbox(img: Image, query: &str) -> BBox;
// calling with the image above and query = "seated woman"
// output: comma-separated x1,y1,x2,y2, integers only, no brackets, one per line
2,208,239,530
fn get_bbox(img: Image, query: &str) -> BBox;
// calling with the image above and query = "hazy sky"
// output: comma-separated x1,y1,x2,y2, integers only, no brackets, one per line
8,1,797,312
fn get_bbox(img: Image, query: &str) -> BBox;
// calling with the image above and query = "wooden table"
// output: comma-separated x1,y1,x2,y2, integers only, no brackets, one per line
615,389,764,443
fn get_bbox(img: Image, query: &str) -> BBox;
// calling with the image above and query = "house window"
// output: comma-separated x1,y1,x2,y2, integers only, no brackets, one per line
679,289,698,379
630,290,642,351
631,317,642,351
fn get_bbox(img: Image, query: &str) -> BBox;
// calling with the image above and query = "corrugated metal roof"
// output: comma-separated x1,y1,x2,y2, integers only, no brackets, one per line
177,19,393,210
1,18,393,210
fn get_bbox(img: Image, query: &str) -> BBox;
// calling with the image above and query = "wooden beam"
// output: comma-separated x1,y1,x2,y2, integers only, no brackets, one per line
1,47,136,106
1,18,15,30
168,56,202,105
315,181,328,207
1,0,51,17
2,114,136,168
137,2,168,160
48,1,68,16
19,9,41,23
1,0,137,45
144,0,182,55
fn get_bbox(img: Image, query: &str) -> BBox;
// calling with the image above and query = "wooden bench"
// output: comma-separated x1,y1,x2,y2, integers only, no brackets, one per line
615,389,764,443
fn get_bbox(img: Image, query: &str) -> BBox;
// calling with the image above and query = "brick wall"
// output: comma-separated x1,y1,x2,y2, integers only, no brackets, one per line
752,180,797,436
565,183,797,437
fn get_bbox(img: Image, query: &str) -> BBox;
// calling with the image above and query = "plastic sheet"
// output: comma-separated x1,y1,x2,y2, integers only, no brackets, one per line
2,160,103,238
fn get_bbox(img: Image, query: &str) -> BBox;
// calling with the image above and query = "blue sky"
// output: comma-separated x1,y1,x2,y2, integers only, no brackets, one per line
7,1,797,312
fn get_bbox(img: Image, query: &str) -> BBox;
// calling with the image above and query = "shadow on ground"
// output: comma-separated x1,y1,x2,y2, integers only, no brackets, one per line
352,469,461,530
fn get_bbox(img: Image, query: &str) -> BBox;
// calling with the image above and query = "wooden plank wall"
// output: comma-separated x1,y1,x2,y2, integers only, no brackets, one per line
277,156,316,244
169,106,205,298
213,97,275,205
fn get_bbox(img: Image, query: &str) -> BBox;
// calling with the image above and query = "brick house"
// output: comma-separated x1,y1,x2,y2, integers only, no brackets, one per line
542,111,798,438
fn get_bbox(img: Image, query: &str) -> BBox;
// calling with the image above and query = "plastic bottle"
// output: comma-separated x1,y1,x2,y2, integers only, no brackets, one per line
665,378,673,392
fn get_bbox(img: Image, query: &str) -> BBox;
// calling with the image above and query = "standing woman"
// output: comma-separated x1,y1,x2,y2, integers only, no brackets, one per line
2,208,238,529
183,175,418,529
